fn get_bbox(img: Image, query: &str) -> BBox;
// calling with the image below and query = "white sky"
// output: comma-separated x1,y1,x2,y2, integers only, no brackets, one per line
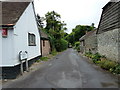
34,0,110,33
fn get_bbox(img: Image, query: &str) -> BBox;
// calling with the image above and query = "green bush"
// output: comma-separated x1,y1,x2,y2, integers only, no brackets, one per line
113,64,120,74
85,52,92,58
100,60,116,70
74,42,80,52
55,39,68,52
91,53,101,63
48,35,56,51
75,42,80,47
85,52,101,63
85,52,120,74
60,39,68,51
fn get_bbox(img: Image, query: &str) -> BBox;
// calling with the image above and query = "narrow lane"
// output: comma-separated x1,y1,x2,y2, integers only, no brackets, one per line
2,49,119,88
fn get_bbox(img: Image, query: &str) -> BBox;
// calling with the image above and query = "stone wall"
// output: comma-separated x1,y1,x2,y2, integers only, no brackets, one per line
97,28,119,62
84,31,97,54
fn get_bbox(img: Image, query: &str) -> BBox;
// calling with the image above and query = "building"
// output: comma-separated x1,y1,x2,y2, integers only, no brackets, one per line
0,1,41,78
79,30,97,54
40,30,51,56
97,1,120,63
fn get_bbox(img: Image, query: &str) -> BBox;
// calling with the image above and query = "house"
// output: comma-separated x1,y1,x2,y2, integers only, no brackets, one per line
0,0,41,78
79,30,97,54
40,30,51,56
97,1,120,63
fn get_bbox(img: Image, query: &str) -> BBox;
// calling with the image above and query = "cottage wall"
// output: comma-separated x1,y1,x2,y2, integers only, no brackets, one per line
2,30,14,66
0,30,2,65
97,28,119,62
41,40,51,56
13,3,41,66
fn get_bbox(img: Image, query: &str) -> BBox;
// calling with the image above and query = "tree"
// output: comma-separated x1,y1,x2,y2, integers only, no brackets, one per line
36,14,45,29
91,23,95,29
44,11,68,52
45,11,66,39
65,25,94,45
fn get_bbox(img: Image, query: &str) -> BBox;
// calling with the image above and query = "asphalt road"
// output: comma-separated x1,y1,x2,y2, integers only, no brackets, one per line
2,49,119,88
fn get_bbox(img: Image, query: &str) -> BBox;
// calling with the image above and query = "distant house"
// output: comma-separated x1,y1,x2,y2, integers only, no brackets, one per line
97,1,120,63
79,30,97,54
0,1,41,78
40,30,51,56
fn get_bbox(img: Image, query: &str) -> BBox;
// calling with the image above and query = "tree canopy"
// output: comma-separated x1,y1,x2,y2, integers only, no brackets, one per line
45,11,67,39
65,25,95,45
37,11,68,52
37,10,95,51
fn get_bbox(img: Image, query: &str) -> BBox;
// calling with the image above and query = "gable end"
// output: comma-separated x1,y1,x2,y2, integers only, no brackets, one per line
97,2,120,34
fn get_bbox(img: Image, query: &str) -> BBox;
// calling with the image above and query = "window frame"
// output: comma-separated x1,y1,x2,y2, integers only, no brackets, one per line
28,33,36,46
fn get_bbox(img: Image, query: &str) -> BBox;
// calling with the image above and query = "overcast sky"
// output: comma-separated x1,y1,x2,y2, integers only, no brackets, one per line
34,0,110,33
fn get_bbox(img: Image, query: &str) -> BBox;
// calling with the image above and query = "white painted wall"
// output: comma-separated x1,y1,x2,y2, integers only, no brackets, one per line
13,3,41,66
1,2,41,67
1,30,14,67
0,30,2,66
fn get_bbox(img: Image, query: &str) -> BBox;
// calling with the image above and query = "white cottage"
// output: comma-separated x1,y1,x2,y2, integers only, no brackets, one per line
0,1,41,78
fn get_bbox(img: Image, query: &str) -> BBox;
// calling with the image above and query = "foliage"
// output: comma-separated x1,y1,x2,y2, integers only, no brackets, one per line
74,42,80,52
40,57,49,61
60,39,68,51
35,59,41,63
75,41,80,47
36,50,58,63
85,52,93,58
37,11,68,52
48,34,56,51
45,11,66,39
51,50,58,56
85,52,120,74
44,11,68,52
91,53,101,63
36,14,45,29
55,39,68,52
99,60,116,70
65,25,94,45
85,52,101,63
113,64,120,74
65,32,75,46
36,56,49,62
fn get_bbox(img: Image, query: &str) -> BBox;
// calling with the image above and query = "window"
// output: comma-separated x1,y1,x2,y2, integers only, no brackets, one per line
2,28,8,38
28,33,36,46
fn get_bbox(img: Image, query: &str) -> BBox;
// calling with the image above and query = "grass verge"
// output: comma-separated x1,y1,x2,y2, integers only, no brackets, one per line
36,50,58,63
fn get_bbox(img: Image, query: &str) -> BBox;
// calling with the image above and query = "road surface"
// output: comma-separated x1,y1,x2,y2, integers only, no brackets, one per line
2,49,119,88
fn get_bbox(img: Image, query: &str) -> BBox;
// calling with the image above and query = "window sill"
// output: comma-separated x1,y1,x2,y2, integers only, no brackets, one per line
28,44,36,46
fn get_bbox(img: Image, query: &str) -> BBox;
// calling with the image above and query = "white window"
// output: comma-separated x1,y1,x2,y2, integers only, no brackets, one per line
28,33,36,46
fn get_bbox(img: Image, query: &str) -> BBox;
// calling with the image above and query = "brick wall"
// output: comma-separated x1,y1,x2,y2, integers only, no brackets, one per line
41,40,51,56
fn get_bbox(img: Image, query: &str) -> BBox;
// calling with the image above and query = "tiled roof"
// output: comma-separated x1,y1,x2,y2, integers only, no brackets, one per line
0,1,30,25
79,30,96,41
40,30,49,39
